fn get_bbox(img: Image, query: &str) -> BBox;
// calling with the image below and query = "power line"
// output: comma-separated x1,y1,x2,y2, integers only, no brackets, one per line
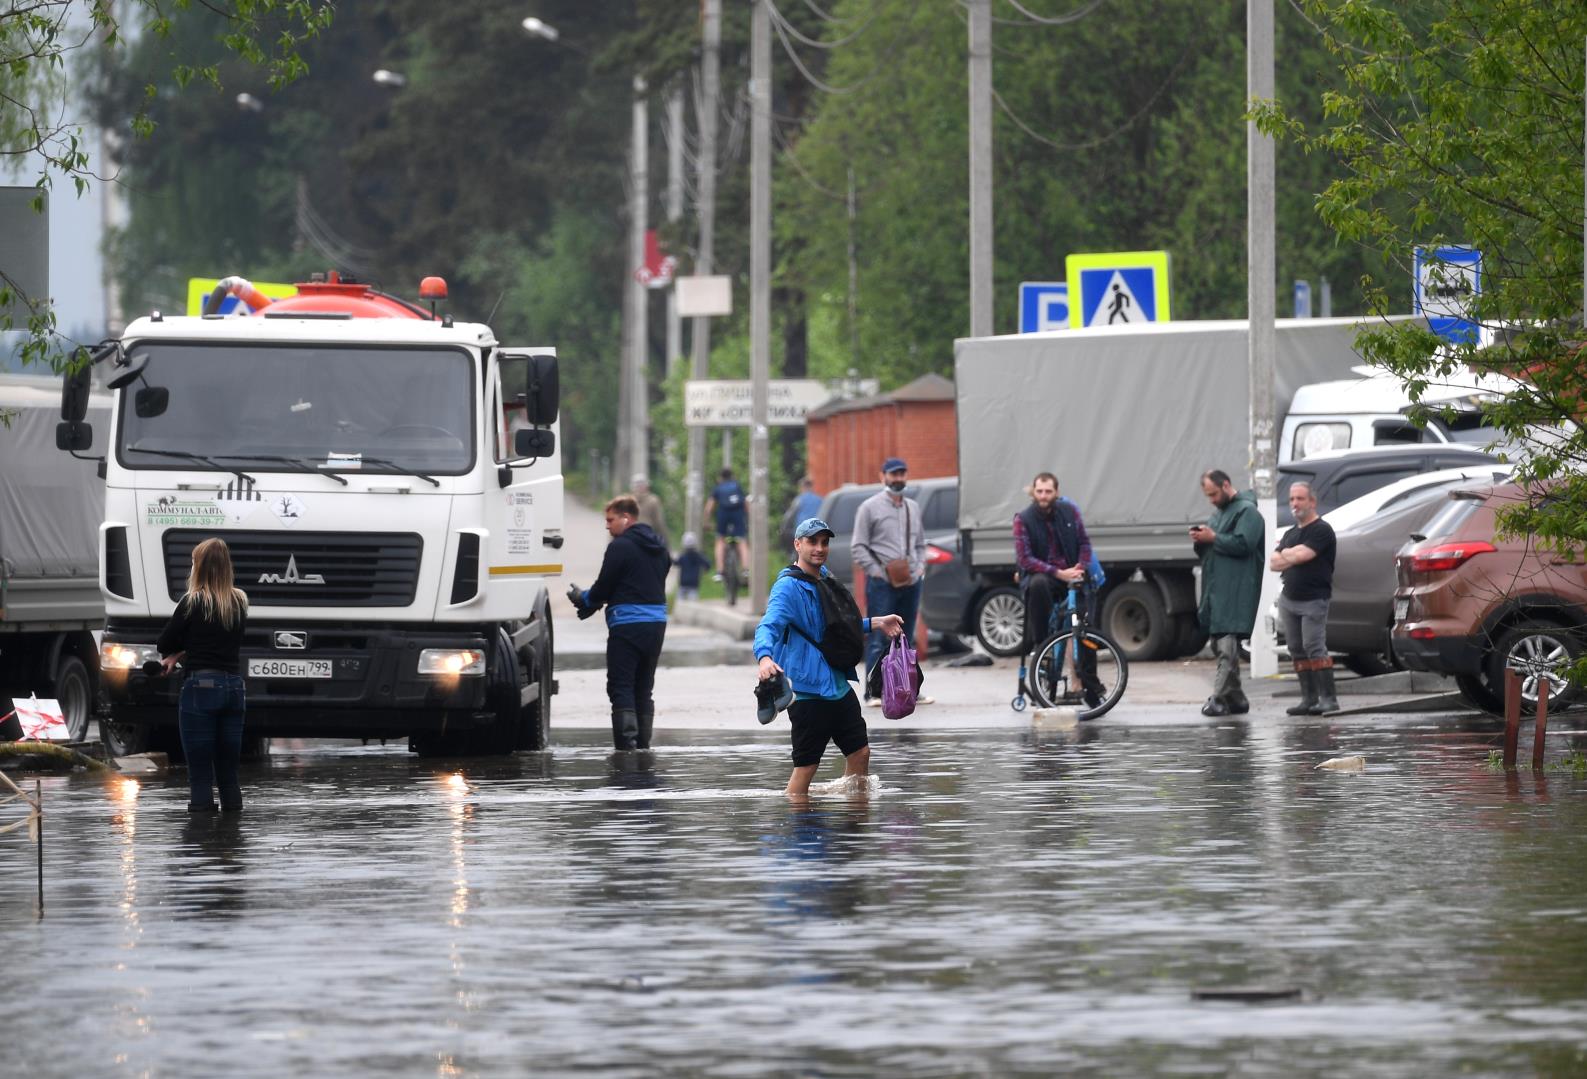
765,0,879,94
767,0,879,49
999,0,1110,27
990,35,1196,153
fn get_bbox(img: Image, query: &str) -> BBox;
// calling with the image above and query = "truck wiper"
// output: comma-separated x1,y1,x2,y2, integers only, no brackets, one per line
214,454,351,487
356,457,441,487
127,446,257,486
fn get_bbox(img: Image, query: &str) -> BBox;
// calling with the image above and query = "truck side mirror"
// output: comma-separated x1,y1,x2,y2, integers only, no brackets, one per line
514,427,555,458
134,386,170,418
61,356,92,422
525,355,559,426
106,353,149,390
56,421,93,452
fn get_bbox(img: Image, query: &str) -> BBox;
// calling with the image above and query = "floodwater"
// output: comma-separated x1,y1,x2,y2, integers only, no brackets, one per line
10,716,1587,1077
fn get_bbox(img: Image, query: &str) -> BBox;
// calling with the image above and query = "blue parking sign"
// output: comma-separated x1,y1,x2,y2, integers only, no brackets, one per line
1018,282,1069,333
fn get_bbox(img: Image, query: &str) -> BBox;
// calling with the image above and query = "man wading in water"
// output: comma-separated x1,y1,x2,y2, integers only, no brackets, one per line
755,518,903,799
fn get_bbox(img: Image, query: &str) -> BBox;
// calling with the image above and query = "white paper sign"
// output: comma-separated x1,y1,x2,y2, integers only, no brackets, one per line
12,697,69,741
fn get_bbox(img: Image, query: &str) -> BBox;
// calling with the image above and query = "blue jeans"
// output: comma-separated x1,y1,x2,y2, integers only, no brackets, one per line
179,672,247,810
864,577,922,679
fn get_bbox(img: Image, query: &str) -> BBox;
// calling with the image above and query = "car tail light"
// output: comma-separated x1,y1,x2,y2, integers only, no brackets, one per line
1408,541,1496,573
925,544,954,565
1409,627,1436,639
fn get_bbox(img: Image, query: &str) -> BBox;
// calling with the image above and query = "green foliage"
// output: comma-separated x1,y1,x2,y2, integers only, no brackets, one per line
1252,0,1586,560
1,0,332,370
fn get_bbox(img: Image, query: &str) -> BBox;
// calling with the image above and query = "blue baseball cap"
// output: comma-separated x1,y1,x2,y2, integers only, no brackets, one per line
794,517,835,540
882,457,907,473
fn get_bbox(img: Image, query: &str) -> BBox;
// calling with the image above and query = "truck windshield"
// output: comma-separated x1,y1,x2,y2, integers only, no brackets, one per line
115,343,475,476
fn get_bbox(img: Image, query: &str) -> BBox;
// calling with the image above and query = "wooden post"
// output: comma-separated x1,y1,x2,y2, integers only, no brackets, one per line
35,779,43,915
1533,676,1551,772
1503,667,1521,770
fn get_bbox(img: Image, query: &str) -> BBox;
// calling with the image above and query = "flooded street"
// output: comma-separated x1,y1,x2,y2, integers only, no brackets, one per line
11,714,1587,1076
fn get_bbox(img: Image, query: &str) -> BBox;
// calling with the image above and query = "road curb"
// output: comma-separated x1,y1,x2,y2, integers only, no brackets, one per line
557,643,754,671
671,599,759,641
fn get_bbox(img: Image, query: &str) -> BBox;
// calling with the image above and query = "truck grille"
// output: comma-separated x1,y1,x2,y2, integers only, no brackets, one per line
164,530,423,607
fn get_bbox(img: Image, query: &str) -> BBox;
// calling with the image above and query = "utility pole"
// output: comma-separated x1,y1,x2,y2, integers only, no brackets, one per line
1248,0,1279,680
685,0,721,542
666,87,684,378
967,0,993,338
749,0,772,614
628,76,650,487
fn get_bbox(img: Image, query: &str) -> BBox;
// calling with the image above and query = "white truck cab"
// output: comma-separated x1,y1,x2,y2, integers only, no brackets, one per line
1281,368,1519,464
57,273,563,756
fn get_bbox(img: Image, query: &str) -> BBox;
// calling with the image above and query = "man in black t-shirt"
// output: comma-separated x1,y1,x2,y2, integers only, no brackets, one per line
1269,481,1339,715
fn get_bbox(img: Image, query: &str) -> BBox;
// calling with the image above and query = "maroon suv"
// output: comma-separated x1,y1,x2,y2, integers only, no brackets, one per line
1391,481,1584,714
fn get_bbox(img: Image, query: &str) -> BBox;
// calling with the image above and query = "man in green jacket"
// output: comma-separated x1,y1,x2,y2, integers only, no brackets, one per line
1189,470,1265,716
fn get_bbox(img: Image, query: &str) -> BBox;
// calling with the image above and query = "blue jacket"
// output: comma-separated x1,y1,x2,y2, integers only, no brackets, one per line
754,565,872,700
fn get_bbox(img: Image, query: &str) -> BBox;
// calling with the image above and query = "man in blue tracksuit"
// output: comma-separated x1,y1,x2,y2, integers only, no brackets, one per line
755,517,903,798
569,495,670,750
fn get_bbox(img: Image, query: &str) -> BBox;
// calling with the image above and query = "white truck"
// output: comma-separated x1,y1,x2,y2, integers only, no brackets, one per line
0,373,110,741
55,273,563,756
954,316,1440,662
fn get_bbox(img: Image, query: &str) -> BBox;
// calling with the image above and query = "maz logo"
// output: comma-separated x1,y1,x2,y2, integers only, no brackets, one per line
258,554,325,585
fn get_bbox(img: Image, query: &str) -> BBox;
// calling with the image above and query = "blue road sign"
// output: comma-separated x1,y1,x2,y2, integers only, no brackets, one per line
1293,280,1312,319
1065,251,1171,328
1414,246,1482,344
1018,281,1069,333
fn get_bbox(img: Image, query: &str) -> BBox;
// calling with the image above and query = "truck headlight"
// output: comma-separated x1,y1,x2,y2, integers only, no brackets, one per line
102,642,161,670
417,649,486,676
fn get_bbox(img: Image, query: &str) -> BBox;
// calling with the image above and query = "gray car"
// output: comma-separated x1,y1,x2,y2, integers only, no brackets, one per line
1274,477,1483,674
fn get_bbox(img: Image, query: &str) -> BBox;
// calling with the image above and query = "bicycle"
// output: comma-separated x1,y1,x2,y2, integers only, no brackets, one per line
1011,578,1128,720
721,535,743,607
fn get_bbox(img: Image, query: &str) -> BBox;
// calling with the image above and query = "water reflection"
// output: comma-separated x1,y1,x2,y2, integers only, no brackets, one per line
12,717,1587,1076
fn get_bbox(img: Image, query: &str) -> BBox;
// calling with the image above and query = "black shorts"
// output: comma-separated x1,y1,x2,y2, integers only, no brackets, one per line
788,690,868,768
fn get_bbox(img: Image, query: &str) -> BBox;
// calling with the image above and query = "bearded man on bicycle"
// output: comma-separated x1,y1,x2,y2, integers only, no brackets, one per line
1014,472,1105,703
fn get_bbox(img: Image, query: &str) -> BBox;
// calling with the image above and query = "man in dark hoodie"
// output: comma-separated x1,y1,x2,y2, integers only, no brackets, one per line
569,495,671,750
1189,469,1264,716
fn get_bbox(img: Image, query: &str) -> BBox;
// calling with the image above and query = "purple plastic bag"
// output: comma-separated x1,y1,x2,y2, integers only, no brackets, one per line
881,635,922,720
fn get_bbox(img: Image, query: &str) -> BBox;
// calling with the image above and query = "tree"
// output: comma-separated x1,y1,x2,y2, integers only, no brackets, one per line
1,0,333,371
1253,0,1586,555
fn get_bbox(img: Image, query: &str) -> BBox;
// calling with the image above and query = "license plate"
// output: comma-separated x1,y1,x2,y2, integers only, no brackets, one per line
1394,597,1410,623
248,658,332,679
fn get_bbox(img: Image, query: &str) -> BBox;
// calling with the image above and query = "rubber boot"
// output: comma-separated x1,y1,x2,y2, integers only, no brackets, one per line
611,708,639,751
1286,663,1317,716
1310,663,1340,715
1200,695,1230,717
1225,689,1250,715
635,706,654,750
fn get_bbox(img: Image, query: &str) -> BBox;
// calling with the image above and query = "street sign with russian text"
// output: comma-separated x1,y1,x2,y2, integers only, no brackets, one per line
684,379,832,427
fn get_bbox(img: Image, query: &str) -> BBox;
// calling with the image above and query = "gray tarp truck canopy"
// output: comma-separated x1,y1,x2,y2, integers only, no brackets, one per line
954,317,1399,542
0,376,108,581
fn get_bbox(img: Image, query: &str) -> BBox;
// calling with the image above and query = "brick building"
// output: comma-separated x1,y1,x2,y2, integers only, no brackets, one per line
804,373,957,492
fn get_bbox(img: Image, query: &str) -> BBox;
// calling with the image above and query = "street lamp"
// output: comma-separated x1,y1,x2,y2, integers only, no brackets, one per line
235,92,264,113
372,69,408,88
521,17,559,42
523,14,647,487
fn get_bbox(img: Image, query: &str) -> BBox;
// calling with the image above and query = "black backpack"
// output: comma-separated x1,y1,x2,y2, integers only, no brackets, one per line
782,567,866,672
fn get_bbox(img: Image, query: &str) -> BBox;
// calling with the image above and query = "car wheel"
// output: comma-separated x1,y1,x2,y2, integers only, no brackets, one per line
51,654,94,743
1490,623,1582,714
973,587,1026,657
1342,652,1395,678
1455,672,1504,715
1100,581,1171,662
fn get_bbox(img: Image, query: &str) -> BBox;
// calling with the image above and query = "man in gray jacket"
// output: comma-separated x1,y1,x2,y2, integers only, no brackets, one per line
850,456,927,703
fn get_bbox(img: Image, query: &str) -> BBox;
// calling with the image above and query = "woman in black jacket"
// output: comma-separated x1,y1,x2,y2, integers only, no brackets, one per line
158,538,249,812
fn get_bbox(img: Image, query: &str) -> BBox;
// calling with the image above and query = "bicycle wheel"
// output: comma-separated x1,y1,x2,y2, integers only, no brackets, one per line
1027,629,1128,719
723,542,741,606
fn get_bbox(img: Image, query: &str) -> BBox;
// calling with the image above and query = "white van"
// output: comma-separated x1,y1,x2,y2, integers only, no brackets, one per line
1280,369,1520,464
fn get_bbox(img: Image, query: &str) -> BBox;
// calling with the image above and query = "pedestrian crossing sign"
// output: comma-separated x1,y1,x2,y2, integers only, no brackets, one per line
1065,251,1171,328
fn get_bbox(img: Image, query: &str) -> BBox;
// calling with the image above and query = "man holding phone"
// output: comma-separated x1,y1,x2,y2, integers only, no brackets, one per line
1189,469,1264,716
